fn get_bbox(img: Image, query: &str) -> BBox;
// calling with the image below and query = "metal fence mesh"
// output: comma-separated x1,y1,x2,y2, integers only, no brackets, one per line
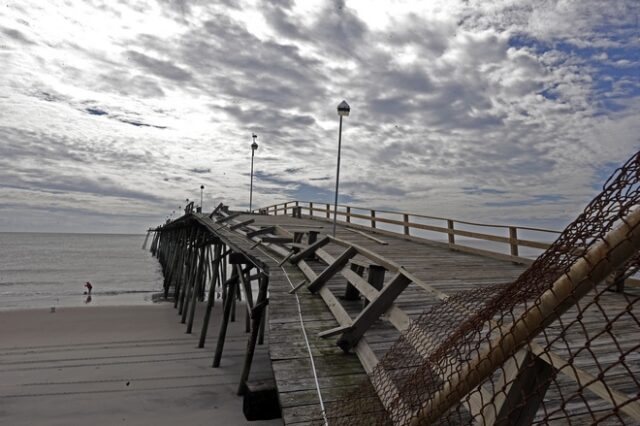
325,151,640,425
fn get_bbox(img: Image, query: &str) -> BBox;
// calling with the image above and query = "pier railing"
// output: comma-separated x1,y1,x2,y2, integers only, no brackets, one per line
257,200,640,288
255,200,560,264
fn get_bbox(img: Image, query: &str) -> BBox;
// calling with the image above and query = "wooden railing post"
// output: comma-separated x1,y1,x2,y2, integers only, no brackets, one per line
371,210,376,228
309,202,313,217
447,220,455,246
326,203,331,219
403,214,410,236
284,202,288,215
346,206,351,223
274,205,277,216
509,227,519,257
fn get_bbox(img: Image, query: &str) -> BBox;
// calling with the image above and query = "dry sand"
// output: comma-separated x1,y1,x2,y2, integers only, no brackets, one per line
0,302,282,426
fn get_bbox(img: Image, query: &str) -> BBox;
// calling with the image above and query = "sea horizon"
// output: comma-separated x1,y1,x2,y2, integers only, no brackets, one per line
0,232,163,311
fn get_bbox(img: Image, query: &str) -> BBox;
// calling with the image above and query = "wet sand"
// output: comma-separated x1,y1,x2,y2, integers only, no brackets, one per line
0,303,281,425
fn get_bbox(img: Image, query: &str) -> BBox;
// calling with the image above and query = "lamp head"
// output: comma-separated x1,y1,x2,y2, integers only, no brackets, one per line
337,100,350,117
200,185,204,189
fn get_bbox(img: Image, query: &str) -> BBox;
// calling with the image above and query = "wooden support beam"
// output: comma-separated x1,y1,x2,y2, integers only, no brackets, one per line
260,236,293,244
215,212,242,223
287,280,307,294
186,243,206,333
277,251,294,267
363,265,386,308
316,248,410,332
246,226,276,238
242,379,281,421
198,245,222,348
213,270,239,367
229,252,250,265
509,226,519,257
344,263,365,300
288,236,330,264
307,246,358,293
336,272,412,352
493,351,554,426
230,218,255,230
305,231,319,260
447,219,455,246
236,264,254,334
237,274,270,395
208,202,224,218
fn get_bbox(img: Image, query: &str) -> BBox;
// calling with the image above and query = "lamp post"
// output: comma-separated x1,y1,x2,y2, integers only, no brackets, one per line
200,185,204,210
249,133,258,212
333,100,350,236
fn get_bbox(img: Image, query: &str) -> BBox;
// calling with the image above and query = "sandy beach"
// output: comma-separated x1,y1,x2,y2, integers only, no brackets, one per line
0,302,281,426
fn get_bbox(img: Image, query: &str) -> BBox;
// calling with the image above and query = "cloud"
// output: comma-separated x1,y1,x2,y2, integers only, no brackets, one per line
1,27,35,45
189,167,211,174
126,50,193,82
0,0,637,233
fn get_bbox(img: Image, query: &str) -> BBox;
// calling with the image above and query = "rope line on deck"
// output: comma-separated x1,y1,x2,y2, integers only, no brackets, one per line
257,246,329,426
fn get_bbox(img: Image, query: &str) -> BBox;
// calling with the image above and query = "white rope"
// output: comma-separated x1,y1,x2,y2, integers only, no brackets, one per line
258,246,329,426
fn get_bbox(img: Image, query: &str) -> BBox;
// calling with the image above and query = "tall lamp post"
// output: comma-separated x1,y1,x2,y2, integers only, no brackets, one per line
333,100,350,236
200,185,204,210
249,133,258,212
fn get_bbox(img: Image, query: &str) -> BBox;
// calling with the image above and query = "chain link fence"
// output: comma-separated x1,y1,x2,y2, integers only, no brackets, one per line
325,151,640,425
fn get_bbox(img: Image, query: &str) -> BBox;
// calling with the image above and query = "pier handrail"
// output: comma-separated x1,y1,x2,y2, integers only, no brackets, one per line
254,200,640,289
254,200,561,265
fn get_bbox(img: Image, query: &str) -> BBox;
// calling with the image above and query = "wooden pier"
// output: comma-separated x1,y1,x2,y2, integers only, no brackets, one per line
148,155,640,425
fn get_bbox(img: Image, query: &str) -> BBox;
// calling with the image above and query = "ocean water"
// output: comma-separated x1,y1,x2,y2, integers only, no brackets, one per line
0,232,163,310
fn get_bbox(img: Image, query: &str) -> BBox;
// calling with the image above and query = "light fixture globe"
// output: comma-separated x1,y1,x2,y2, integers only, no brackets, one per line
337,100,350,117
251,133,258,151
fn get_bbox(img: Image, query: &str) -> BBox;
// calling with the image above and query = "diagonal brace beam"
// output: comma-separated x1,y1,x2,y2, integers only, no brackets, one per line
289,236,330,264
307,246,358,293
336,272,412,352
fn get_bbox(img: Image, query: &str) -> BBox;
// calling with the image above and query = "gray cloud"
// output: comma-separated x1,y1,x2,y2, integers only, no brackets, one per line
0,0,637,233
126,50,192,82
1,27,34,44
189,167,211,174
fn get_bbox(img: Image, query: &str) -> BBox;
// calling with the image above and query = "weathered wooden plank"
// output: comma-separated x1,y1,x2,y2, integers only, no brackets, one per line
289,237,330,264
335,272,412,351
307,246,358,293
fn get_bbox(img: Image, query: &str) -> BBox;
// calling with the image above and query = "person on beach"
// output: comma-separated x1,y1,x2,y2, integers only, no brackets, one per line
84,282,93,295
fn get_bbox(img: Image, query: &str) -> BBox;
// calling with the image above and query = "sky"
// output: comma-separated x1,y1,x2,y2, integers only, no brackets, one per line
0,0,638,234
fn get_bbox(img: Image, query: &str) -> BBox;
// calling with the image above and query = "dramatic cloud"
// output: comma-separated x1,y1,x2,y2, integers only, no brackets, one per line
0,0,638,233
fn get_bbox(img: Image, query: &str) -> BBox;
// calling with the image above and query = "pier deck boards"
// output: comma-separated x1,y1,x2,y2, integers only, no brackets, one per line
166,210,639,425
214,213,528,424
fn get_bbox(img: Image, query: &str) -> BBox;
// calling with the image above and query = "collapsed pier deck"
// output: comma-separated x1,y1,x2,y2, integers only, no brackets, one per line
150,201,640,425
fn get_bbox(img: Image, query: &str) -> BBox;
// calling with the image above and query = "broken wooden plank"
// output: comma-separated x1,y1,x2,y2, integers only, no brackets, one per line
307,246,358,293
289,236,330,264
215,212,242,223
230,218,255,230
336,272,412,352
